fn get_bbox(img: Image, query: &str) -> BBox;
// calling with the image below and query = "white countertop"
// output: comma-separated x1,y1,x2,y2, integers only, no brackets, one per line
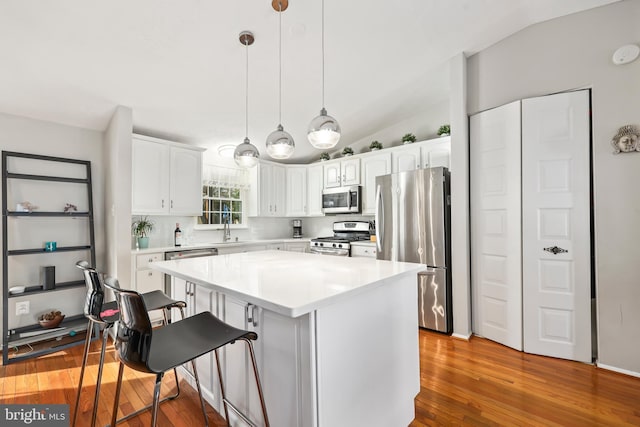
132,238,310,255
151,250,424,317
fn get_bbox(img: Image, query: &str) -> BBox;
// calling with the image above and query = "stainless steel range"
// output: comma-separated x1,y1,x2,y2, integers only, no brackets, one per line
310,221,371,256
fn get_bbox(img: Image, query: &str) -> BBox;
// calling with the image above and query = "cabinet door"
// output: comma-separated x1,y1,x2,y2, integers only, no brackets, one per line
350,244,377,258
170,276,189,321
323,162,341,188
392,145,421,173
194,285,215,395
259,163,273,216
361,153,391,215
286,167,307,216
169,147,203,215
222,295,252,422
272,164,286,216
132,138,170,214
421,136,451,170
341,158,360,186
306,164,324,216
284,242,308,253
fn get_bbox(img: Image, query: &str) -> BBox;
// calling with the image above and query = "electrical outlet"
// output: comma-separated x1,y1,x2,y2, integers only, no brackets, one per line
16,301,30,315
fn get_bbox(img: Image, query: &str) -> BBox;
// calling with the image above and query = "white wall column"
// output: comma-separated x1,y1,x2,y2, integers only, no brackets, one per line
449,52,472,339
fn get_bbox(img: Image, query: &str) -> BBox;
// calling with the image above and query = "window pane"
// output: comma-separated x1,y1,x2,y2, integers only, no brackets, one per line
231,188,241,199
202,185,208,197
232,213,242,224
213,200,221,211
212,212,220,224
220,187,230,198
211,186,219,197
232,201,242,212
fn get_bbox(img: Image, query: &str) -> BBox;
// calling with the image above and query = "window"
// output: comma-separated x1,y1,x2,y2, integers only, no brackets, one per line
198,165,249,227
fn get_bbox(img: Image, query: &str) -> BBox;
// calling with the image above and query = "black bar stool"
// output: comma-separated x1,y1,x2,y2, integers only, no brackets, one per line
72,261,187,427
103,276,270,427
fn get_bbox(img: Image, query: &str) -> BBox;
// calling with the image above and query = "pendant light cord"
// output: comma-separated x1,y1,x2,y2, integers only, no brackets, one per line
245,36,249,140
321,0,325,109
278,1,283,125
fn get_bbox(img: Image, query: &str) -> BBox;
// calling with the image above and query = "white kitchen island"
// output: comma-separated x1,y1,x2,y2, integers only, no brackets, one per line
151,250,423,427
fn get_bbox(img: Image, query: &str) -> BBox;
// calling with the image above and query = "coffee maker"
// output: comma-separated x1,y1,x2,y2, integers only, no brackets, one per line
292,219,303,238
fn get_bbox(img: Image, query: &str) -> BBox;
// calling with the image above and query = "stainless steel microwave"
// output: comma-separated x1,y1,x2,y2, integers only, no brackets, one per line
322,185,362,214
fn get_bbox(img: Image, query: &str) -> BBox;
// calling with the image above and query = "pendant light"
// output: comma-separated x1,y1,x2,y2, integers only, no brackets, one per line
307,0,341,149
266,0,295,160
234,31,260,168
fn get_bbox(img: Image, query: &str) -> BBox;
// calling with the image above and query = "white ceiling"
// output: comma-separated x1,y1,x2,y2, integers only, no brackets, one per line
0,0,617,163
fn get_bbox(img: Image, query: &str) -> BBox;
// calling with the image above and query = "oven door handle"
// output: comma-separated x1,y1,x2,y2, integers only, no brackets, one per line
310,246,349,256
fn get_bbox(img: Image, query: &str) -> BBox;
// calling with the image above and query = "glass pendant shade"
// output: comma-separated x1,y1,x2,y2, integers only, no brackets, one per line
307,107,341,149
234,137,260,168
266,124,295,159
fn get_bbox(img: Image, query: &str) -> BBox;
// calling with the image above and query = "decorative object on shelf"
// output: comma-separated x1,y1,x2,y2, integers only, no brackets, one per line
132,216,154,249
266,0,295,160
64,203,77,213
43,266,55,290
234,31,260,168
342,146,354,156
44,241,57,252
16,201,38,213
39,310,65,329
438,124,451,137
307,0,341,149
369,141,383,151
9,286,25,295
402,133,417,144
611,125,639,154
320,152,330,161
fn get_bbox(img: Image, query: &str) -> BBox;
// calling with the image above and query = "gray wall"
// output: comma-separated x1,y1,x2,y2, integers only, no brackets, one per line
0,112,105,336
467,0,640,374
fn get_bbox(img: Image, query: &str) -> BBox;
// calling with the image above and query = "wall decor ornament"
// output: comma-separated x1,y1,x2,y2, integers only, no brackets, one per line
611,125,640,154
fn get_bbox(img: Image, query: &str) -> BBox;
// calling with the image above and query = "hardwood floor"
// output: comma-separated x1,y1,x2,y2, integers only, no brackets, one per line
2,329,640,426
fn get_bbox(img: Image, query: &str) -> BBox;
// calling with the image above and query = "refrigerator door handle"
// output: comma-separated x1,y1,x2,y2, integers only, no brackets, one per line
375,184,383,252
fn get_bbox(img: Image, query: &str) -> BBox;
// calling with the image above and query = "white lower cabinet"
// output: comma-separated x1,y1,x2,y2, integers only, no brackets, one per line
132,252,165,324
284,242,308,253
350,242,377,258
220,294,310,427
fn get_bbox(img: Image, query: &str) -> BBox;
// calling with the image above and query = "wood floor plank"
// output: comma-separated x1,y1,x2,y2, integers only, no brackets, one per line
2,329,640,426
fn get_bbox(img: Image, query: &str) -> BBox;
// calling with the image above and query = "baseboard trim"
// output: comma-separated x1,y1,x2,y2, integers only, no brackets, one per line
596,363,640,379
451,332,472,341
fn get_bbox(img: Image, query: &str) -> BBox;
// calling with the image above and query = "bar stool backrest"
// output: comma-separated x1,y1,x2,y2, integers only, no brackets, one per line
104,277,154,374
76,260,108,324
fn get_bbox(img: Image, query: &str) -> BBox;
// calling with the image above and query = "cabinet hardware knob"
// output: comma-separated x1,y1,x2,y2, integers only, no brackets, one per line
148,272,152,276
162,199,165,208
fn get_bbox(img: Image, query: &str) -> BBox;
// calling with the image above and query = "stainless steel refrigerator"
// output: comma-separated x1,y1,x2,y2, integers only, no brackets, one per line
375,167,452,333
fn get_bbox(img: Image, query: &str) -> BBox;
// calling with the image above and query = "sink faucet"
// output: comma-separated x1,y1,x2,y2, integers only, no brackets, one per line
223,218,231,242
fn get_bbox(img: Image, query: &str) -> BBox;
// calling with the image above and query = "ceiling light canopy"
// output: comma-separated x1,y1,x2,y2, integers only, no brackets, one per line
307,0,341,150
234,31,260,168
218,144,236,158
266,0,295,160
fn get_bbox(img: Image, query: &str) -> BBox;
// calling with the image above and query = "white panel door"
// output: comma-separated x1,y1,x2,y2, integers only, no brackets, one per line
522,90,591,362
470,101,523,351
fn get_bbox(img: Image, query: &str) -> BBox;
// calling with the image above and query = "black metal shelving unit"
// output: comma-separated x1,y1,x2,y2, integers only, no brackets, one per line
2,151,98,365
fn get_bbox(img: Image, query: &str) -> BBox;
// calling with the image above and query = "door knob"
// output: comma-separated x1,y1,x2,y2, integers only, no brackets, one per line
543,246,568,255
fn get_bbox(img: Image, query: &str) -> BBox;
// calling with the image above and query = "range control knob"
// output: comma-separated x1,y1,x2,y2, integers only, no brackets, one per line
332,243,337,248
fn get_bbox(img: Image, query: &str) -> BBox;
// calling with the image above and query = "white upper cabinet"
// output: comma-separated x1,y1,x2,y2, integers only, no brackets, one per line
361,152,391,215
169,147,203,215
132,135,204,216
392,145,422,173
286,166,307,217
306,164,324,216
132,138,170,214
391,136,451,173
323,158,360,188
257,162,286,217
